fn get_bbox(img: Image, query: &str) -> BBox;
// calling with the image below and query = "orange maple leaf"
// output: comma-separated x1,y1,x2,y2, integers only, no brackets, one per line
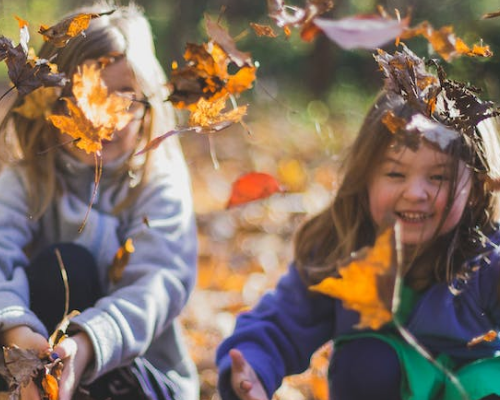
189,95,247,130
400,21,492,61
48,63,132,154
38,10,115,48
309,227,396,330
168,14,256,110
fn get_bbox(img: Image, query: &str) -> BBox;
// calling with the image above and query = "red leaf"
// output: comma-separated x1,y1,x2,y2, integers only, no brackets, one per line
226,172,283,208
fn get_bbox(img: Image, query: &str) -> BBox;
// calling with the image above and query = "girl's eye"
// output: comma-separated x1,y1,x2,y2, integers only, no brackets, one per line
430,174,449,182
386,171,404,178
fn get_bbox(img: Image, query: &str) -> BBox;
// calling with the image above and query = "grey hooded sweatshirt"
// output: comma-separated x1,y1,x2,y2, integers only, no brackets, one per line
0,142,199,399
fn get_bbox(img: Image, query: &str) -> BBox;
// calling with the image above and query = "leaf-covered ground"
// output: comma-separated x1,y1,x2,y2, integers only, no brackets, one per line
179,102,351,400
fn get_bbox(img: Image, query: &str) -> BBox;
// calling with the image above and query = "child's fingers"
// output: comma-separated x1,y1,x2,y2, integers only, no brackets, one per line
229,348,247,372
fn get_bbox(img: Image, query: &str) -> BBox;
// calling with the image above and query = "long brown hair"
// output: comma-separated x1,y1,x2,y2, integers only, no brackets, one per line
0,1,178,218
294,93,500,288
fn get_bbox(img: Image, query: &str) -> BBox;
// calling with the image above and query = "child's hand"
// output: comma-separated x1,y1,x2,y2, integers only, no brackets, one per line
229,348,269,400
0,325,49,400
53,331,95,400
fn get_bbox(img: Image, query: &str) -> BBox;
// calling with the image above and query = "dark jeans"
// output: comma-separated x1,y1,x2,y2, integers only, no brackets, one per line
24,243,177,400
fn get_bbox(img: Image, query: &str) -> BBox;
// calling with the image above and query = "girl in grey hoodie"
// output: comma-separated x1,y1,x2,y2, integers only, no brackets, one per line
0,2,198,399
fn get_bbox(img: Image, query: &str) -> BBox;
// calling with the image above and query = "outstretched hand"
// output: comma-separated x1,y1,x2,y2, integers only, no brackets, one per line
229,349,269,400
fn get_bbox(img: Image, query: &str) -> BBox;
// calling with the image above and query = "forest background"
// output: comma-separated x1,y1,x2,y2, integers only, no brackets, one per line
2,0,500,399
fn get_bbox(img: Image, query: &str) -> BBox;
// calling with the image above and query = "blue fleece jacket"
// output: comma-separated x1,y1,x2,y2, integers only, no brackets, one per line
216,240,500,399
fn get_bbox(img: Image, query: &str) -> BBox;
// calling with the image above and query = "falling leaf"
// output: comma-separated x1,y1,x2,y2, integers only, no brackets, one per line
205,14,252,67
226,172,283,208
314,14,409,50
400,21,493,61
48,63,133,154
482,10,500,19
13,86,61,119
109,238,135,284
168,15,257,109
189,95,247,130
250,23,278,38
467,330,498,347
38,10,115,48
310,227,396,330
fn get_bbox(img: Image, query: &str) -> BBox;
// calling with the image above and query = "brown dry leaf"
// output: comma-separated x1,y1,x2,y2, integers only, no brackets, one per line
38,10,115,48
109,238,135,284
3,346,44,388
205,14,252,67
49,63,133,154
249,23,278,38
309,227,396,330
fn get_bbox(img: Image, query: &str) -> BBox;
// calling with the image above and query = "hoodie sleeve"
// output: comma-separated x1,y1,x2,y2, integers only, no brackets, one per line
70,151,198,382
0,168,47,336
216,264,335,399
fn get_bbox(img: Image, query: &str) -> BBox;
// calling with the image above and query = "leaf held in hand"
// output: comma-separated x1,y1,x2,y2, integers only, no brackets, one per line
309,227,396,330
42,373,59,400
226,172,283,208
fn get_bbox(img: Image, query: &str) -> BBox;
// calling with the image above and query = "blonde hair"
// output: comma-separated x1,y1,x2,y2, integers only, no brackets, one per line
294,93,500,288
0,1,177,218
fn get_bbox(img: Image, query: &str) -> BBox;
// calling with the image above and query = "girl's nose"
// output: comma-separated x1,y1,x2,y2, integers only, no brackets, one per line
402,178,430,201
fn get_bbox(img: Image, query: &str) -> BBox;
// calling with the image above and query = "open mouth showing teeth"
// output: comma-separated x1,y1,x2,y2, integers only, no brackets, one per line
396,212,432,222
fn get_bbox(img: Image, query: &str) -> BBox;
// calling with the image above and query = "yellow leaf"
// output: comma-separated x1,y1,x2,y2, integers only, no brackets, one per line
109,238,135,284
13,86,61,119
310,227,395,330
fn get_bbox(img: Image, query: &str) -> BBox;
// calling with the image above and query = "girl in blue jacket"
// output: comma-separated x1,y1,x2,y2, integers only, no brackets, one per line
0,2,198,400
216,45,500,400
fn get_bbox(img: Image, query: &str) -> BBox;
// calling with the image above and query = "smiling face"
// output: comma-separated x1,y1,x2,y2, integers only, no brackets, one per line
368,142,472,246
61,58,147,166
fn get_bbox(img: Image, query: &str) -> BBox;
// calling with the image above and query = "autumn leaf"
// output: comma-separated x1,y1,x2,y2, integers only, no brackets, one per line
48,63,133,154
310,227,396,330
0,21,67,98
314,13,409,50
400,21,492,61
250,23,278,38
41,373,58,400
168,14,256,109
2,346,44,389
189,95,247,130
109,238,135,284
205,14,252,67
136,95,246,155
266,0,333,35
226,172,283,208
38,10,115,48
13,86,61,119
467,330,498,348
